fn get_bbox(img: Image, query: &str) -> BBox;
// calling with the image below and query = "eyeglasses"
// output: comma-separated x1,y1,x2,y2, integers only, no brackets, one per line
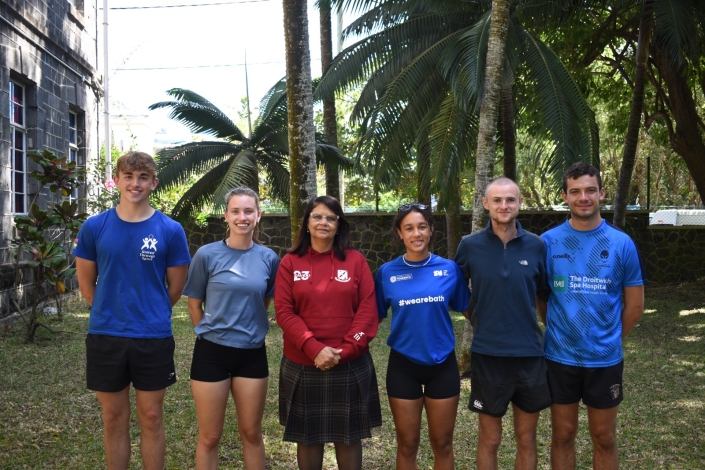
398,203,428,212
310,213,339,224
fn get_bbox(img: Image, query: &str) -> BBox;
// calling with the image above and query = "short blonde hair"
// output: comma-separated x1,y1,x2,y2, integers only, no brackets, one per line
115,151,157,177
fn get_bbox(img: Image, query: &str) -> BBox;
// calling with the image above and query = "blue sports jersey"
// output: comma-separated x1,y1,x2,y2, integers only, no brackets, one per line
73,209,191,338
375,255,470,366
541,219,644,367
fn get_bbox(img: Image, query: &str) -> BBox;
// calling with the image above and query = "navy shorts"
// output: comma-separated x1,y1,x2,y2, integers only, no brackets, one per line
546,359,623,409
469,352,552,417
386,349,460,400
86,334,176,392
190,337,269,382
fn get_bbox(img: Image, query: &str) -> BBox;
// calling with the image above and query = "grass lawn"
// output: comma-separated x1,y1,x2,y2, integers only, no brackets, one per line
0,280,703,469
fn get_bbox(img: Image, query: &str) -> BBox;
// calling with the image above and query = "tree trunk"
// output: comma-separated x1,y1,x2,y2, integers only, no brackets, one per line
613,7,652,229
652,43,705,205
445,175,462,260
417,134,432,206
320,3,341,201
284,0,318,235
501,83,517,182
460,0,511,375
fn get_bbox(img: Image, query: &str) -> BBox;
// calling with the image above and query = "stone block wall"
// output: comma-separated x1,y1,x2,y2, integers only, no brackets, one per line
0,0,98,317
185,211,705,284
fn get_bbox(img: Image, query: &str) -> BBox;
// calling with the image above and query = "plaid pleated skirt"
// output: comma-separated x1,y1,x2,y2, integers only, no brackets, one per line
279,351,382,445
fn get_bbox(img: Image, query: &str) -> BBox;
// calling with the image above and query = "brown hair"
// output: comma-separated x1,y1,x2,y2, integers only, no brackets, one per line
114,151,157,178
562,162,602,192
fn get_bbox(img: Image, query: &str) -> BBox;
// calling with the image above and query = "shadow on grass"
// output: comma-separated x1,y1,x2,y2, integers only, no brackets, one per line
0,282,704,469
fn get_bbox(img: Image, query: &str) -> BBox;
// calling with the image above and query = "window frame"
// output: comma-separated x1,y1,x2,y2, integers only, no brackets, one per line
10,80,27,215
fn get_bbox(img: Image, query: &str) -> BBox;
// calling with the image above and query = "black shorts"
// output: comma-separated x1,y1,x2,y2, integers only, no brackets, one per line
190,337,269,382
386,349,460,400
86,334,176,392
469,352,552,417
546,359,623,409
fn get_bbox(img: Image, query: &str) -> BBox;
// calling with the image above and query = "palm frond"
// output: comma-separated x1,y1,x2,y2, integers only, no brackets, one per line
154,142,244,191
149,88,245,141
652,0,701,66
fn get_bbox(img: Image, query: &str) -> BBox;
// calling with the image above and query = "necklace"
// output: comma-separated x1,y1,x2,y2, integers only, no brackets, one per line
402,253,432,267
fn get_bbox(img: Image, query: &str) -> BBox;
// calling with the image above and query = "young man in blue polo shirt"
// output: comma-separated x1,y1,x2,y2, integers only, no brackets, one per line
74,151,191,470
455,177,551,470
538,162,644,470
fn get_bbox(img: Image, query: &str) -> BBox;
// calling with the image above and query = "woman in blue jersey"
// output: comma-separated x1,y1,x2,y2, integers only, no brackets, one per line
375,203,470,470
183,187,280,470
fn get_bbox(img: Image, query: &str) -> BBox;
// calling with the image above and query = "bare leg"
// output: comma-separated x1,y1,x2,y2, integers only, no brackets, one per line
191,379,231,470
477,413,502,470
134,388,167,470
587,405,619,470
231,377,268,469
512,404,540,470
97,386,131,470
425,395,459,470
334,440,362,470
388,397,423,470
297,443,325,470
550,402,580,470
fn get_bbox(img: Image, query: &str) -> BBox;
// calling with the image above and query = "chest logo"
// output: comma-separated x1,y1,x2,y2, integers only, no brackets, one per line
433,270,449,277
293,270,310,281
390,274,413,283
141,235,158,251
335,270,351,282
140,234,158,261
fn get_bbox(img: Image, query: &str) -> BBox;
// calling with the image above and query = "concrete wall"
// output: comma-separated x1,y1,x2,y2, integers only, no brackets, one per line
0,0,99,316
186,210,705,284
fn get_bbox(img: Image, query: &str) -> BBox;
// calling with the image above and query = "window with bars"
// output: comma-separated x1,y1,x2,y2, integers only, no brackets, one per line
69,111,79,203
10,81,27,214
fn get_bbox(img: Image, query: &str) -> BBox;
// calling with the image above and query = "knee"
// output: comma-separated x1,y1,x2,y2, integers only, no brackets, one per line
552,425,577,447
198,430,222,450
238,425,263,446
138,409,163,433
430,435,454,457
101,407,129,430
479,430,501,452
396,433,421,457
590,427,616,451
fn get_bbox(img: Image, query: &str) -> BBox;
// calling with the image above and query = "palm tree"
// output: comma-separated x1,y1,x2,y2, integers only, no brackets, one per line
148,82,348,223
284,0,318,235
319,0,599,373
320,0,342,201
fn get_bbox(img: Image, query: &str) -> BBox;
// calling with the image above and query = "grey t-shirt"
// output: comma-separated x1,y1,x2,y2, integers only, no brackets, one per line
183,241,280,348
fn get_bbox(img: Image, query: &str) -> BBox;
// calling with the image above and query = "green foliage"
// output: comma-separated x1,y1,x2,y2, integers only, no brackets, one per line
11,150,89,342
149,83,351,222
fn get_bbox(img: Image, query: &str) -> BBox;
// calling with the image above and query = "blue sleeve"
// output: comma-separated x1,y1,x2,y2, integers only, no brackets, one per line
182,248,209,299
374,265,390,319
265,251,280,298
166,224,191,267
536,240,551,301
454,239,471,280
449,262,471,312
72,218,96,261
622,238,644,287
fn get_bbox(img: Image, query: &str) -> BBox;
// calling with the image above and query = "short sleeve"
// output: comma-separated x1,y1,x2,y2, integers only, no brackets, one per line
622,238,645,287
182,248,209,299
265,251,280,298
166,224,191,267
72,218,97,261
374,265,390,319
449,262,471,313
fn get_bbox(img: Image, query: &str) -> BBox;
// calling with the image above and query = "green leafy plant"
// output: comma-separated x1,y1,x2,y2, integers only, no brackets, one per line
11,150,88,342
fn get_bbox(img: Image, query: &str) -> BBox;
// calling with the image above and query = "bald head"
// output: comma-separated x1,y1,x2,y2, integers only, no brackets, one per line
484,177,520,199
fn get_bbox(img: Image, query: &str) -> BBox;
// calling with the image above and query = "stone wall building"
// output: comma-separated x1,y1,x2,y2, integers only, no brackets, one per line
1,0,99,317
